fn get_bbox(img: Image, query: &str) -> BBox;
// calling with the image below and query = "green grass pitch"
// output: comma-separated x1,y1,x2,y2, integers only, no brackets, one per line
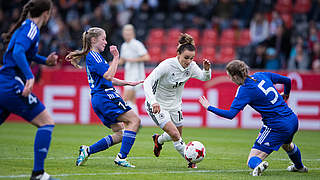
0,122,319,180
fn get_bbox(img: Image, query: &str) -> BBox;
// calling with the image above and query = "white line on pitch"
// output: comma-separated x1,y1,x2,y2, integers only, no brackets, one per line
1,168,319,178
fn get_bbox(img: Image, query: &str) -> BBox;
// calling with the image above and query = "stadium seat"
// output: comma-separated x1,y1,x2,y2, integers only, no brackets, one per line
199,46,216,63
236,29,251,47
281,13,293,28
148,45,162,63
293,0,311,14
162,45,177,60
200,29,218,46
275,0,292,14
185,28,200,45
165,28,182,46
146,28,165,46
218,46,236,64
219,29,236,47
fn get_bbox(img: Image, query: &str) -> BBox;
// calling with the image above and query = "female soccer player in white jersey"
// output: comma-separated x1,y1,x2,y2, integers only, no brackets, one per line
0,0,59,179
120,24,150,115
199,60,307,176
143,33,212,168
66,27,142,168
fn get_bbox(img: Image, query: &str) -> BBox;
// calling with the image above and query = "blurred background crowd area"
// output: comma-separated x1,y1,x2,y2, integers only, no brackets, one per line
1,0,320,74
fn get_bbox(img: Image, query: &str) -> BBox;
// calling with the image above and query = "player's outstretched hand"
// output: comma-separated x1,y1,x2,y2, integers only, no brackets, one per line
152,103,161,114
22,78,35,97
199,96,210,109
110,45,119,58
127,80,144,86
46,52,58,66
203,59,211,71
281,92,289,101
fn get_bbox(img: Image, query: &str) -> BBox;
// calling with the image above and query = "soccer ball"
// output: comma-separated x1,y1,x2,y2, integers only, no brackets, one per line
184,141,206,163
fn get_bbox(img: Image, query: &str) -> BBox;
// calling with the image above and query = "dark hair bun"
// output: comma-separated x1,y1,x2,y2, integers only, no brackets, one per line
178,33,195,46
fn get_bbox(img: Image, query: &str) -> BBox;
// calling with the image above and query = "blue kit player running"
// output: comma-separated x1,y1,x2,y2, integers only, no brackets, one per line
199,60,308,176
66,27,142,168
0,0,59,180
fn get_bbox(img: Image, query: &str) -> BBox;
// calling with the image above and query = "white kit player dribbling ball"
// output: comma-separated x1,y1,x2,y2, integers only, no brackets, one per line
184,141,206,163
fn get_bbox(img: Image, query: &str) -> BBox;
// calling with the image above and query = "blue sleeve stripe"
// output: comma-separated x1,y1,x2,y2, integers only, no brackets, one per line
90,51,102,63
27,23,37,40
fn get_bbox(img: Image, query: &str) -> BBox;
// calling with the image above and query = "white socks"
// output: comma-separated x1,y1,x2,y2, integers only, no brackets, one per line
158,132,172,144
173,138,185,157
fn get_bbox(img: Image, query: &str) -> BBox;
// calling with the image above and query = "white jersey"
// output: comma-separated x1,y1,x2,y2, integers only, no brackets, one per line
120,38,148,81
143,57,212,110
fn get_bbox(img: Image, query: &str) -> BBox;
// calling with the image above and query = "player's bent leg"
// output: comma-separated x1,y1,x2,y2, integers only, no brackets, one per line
282,143,308,172
114,110,140,167
30,110,56,179
162,121,185,158
247,149,269,176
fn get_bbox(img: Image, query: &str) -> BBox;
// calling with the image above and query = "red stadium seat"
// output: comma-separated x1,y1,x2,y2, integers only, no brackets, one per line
293,0,311,13
146,28,165,46
275,0,293,14
165,28,182,46
162,45,177,60
200,29,218,46
218,46,236,64
280,13,293,28
185,28,200,45
236,29,251,47
148,45,162,63
199,46,216,62
219,29,236,47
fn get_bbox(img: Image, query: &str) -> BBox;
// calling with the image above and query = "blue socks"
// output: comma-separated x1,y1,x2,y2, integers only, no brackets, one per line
118,130,136,159
89,135,113,154
33,125,54,172
287,144,303,169
248,156,262,169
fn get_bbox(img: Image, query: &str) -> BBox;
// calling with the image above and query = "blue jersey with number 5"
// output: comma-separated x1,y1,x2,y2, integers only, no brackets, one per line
85,51,113,94
230,72,294,125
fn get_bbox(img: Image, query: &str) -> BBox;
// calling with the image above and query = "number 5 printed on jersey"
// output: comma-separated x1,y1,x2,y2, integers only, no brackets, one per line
258,80,278,104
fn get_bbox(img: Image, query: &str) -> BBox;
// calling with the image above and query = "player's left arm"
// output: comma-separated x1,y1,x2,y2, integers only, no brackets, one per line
111,78,143,86
191,59,212,81
265,72,291,100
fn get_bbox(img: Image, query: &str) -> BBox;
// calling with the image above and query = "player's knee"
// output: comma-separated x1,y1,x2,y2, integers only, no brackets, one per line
282,143,294,152
170,131,180,141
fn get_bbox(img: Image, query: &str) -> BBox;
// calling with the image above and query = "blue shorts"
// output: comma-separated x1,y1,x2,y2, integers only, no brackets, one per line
91,89,131,128
252,115,298,154
0,77,45,125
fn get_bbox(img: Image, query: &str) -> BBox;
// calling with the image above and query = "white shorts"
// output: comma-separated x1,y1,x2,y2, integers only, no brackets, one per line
145,102,183,128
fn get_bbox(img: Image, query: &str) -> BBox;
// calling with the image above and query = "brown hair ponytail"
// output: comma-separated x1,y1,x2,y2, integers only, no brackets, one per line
177,33,196,54
226,60,254,85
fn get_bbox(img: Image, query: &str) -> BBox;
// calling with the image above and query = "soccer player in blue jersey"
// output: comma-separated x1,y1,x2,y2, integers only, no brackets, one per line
0,0,59,180
66,27,142,168
199,60,308,176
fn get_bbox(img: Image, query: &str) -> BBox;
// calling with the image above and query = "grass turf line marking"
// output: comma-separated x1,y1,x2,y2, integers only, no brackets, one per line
1,168,320,178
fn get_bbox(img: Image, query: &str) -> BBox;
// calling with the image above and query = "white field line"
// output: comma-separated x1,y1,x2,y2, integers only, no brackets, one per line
0,156,319,162
1,168,320,179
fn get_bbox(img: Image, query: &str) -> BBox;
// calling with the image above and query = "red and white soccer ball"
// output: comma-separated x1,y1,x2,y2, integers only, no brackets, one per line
184,141,206,163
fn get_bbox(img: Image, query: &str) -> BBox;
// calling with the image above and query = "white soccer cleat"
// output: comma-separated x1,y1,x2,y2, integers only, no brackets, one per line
76,145,90,166
114,155,136,168
30,172,60,180
252,161,269,176
287,164,308,173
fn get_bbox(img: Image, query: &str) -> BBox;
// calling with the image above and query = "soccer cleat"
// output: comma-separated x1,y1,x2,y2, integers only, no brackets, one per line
114,155,136,168
76,145,90,166
30,172,60,180
287,164,308,172
152,134,163,157
252,161,269,176
188,162,197,169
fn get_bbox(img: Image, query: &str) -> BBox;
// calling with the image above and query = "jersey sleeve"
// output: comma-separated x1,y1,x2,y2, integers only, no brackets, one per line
87,55,109,77
135,40,148,56
15,23,38,51
190,62,211,81
230,86,251,110
143,62,168,105
262,72,291,95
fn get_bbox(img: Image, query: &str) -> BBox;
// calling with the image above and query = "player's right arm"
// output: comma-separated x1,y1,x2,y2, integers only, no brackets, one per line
143,62,167,113
103,45,119,81
263,72,291,100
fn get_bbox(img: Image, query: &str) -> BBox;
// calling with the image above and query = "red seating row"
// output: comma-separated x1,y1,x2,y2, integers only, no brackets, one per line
146,28,251,47
275,0,311,14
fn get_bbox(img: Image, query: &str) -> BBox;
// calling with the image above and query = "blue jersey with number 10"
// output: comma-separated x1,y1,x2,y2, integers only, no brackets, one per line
230,72,294,127
85,51,113,94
